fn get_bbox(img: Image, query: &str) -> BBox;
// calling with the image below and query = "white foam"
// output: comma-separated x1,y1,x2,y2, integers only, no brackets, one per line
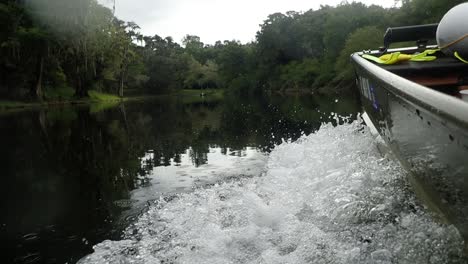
79,121,466,264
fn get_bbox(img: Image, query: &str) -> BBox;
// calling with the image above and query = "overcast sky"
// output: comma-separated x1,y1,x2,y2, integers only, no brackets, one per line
99,0,397,44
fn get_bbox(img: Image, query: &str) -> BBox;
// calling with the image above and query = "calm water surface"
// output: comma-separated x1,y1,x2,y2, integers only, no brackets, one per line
0,93,360,263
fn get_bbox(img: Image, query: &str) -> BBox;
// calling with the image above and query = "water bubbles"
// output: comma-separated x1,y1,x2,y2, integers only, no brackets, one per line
371,249,392,263
79,120,466,264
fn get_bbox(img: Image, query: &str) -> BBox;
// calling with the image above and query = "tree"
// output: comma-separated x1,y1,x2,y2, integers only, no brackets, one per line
0,0,464,100
335,26,384,81
182,35,206,63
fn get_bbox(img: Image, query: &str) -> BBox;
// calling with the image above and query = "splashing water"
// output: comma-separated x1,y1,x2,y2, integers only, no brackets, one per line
78,121,466,264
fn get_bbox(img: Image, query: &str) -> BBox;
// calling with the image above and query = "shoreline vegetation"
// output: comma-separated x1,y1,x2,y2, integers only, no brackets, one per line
0,89,225,112
0,90,123,112
0,0,463,107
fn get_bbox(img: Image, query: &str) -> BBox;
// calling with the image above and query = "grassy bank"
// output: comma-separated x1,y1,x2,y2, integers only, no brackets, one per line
88,90,121,101
0,90,123,112
0,89,226,113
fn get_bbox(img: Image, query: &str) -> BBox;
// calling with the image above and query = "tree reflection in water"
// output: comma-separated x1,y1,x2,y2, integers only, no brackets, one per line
0,92,359,264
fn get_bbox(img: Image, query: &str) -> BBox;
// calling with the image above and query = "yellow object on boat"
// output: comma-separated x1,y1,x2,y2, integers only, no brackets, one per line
454,51,468,63
362,49,439,65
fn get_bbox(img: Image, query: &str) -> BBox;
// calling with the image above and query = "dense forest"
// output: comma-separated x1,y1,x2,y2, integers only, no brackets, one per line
0,0,465,101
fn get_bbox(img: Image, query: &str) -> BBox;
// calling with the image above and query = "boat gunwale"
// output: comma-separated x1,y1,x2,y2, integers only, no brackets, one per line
351,51,468,130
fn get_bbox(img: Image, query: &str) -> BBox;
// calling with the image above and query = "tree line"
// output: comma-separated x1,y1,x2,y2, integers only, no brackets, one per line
0,0,464,101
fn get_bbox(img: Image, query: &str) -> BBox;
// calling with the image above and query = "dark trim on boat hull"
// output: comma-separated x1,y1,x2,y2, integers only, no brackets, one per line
352,53,468,240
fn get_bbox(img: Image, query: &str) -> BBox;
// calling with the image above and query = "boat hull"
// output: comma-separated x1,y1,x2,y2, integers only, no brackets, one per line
352,53,468,239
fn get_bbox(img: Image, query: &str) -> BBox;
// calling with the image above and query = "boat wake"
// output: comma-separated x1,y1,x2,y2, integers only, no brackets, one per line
79,121,466,264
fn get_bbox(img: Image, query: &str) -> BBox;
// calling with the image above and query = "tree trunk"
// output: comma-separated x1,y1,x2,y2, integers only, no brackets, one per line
76,76,89,98
74,65,82,98
118,72,124,97
32,55,44,100
118,47,128,98
74,62,88,98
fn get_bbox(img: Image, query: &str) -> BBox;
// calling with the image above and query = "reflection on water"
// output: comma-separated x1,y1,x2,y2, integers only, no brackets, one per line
0,93,360,263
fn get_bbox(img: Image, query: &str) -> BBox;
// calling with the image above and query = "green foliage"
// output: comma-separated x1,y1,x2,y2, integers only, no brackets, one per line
0,0,147,100
0,0,463,101
182,35,206,63
397,0,466,24
228,76,253,95
335,26,384,80
251,0,461,92
215,41,253,84
279,59,320,91
43,86,74,100
253,3,391,91
88,90,121,101
141,37,188,93
183,59,221,89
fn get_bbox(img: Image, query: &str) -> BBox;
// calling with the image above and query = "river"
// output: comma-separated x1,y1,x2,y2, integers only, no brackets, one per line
0,92,466,263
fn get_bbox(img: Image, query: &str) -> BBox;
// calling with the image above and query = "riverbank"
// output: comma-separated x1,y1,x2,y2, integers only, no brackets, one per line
0,89,225,113
178,89,224,103
0,90,122,111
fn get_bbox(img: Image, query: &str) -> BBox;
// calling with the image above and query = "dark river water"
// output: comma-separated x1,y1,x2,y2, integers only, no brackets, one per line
0,93,358,263
1,93,466,264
